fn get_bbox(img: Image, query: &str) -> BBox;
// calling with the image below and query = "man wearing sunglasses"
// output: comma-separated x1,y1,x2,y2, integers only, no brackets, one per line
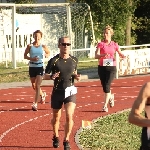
43,36,80,150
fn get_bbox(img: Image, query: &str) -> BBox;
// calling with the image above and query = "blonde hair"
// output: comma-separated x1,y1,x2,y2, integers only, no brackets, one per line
104,25,114,35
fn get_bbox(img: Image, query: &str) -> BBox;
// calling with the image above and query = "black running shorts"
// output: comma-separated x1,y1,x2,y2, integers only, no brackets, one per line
29,67,43,78
51,90,76,109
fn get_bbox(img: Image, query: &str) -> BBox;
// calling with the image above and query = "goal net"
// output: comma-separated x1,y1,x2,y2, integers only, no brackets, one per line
0,3,95,68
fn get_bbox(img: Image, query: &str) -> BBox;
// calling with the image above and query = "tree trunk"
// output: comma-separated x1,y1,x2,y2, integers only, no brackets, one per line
125,15,132,46
125,0,132,46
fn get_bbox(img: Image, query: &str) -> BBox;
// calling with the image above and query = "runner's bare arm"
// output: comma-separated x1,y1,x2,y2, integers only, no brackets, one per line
43,73,50,80
128,82,150,127
42,45,50,58
95,48,107,59
43,72,60,80
24,44,38,61
116,48,125,58
24,44,31,60
73,70,81,81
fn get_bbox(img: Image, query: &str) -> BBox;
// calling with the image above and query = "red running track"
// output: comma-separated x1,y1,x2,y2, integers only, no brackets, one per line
0,76,150,150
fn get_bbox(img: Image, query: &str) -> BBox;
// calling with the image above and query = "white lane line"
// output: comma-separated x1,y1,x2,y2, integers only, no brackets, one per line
0,84,139,142
0,94,135,143
0,106,28,114
0,114,50,142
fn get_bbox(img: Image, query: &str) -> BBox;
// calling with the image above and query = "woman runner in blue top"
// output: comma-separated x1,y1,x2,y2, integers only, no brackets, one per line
24,30,50,111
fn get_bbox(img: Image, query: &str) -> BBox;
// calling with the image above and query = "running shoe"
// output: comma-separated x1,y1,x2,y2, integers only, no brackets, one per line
32,102,38,111
52,135,59,148
102,106,108,112
63,140,70,150
109,94,114,107
40,92,46,104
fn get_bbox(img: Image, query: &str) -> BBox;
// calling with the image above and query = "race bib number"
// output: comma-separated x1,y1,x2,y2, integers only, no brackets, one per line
65,86,77,98
103,59,113,66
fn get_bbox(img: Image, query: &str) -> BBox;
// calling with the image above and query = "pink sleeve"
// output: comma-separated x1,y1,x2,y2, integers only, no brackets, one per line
114,42,119,51
96,42,103,49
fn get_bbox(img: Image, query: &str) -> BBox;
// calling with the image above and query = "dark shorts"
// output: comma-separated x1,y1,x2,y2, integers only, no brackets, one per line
140,127,150,150
51,90,76,109
29,67,43,78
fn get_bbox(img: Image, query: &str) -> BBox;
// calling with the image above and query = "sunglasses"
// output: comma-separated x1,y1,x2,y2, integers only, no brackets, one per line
61,43,71,46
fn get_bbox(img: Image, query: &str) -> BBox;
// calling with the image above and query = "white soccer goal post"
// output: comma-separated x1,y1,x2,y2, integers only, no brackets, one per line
0,3,95,69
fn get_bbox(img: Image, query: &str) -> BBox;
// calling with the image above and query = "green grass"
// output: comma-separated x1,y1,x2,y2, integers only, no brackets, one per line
0,62,29,83
0,61,98,83
79,110,142,150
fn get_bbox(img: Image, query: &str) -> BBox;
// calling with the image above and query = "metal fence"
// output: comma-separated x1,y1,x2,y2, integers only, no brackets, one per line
0,3,95,68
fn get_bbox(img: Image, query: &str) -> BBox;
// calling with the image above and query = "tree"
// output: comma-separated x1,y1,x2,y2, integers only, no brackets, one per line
134,0,150,44
125,0,132,46
67,0,138,46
